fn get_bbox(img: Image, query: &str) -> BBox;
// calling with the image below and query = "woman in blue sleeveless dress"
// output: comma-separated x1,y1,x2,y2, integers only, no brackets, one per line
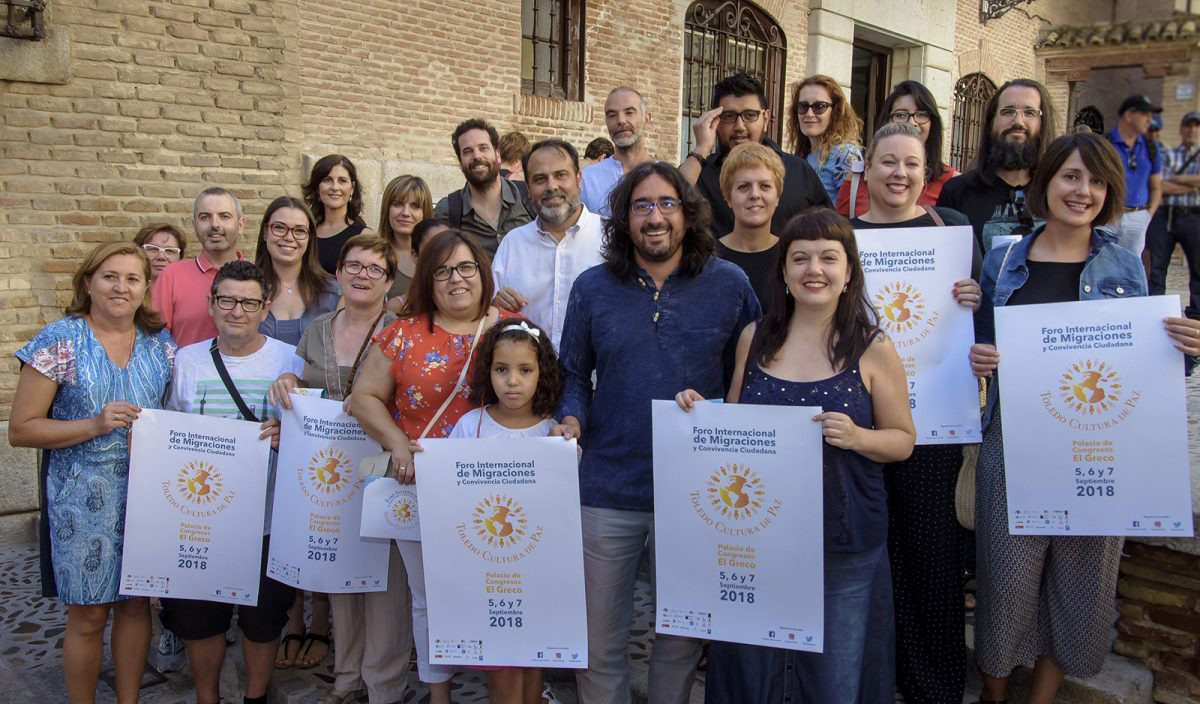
10,241,176,704
676,207,916,703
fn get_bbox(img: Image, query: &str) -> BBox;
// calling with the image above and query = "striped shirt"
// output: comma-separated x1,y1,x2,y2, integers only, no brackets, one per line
1163,144,1200,208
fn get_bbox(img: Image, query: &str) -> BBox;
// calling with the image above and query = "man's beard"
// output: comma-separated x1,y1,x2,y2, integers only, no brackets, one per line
535,189,581,224
986,130,1040,171
613,128,642,149
463,158,500,187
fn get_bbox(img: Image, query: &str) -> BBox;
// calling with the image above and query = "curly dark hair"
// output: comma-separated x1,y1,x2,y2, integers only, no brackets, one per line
302,154,366,226
467,317,563,418
602,161,715,280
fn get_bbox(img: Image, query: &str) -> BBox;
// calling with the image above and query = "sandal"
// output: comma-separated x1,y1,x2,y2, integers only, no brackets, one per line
298,631,332,668
275,632,304,669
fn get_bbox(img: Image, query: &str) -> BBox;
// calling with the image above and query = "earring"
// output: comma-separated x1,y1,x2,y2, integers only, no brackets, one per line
842,285,848,293
784,282,791,297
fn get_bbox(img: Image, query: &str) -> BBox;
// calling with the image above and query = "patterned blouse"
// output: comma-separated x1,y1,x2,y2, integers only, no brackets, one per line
375,311,514,440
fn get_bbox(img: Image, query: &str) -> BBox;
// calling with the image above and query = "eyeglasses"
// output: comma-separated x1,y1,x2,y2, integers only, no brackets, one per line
890,110,932,126
432,261,480,281
142,243,182,257
719,109,763,124
342,261,388,280
631,198,682,216
1128,152,1139,172
213,295,264,312
794,101,832,116
997,107,1043,121
268,222,310,240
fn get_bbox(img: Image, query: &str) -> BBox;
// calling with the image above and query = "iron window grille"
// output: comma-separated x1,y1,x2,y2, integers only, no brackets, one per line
521,0,585,101
2,0,46,41
950,72,997,172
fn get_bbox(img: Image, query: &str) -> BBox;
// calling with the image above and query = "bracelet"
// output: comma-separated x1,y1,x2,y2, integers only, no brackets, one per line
688,150,709,166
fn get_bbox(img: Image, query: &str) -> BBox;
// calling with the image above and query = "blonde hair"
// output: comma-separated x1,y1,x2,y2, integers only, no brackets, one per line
719,142,785,201
377,175,434,249
865,123,925,171
787,75,863,161
67,241,164,333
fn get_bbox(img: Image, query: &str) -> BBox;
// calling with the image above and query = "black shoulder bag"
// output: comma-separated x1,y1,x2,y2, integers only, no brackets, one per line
209,339,260,423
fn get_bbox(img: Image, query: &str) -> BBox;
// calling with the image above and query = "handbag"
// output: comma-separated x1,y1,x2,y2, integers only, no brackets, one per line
954,240,1017,530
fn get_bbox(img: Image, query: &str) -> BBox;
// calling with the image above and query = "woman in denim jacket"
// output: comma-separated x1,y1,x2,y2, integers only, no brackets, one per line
968,132,1200,704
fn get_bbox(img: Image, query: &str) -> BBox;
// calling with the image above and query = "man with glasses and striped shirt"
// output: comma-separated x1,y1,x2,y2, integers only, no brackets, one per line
1148,111,1200,319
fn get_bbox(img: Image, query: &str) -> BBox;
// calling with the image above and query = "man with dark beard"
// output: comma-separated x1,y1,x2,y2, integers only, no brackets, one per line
937,79,1058,251
491,139,604,349
435,118,533,259
552,161,759,704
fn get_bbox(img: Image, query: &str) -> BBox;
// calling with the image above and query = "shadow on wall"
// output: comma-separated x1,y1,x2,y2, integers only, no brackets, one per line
1075,66,1163,135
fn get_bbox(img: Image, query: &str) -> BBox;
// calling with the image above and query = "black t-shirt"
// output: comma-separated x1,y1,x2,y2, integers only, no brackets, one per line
698,139,830,237
936,170,1038,252
316,221,367,275
716,239,781,312
851,206,982,280
1006,260,1086,306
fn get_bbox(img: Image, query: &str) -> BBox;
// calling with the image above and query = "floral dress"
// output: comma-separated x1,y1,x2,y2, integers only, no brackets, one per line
375,312,514,439
16,317,176,604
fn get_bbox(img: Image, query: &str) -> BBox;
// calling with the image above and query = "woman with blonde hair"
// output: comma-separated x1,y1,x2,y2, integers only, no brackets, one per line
377,175,433,306
787,74,864,205
10,241,176,704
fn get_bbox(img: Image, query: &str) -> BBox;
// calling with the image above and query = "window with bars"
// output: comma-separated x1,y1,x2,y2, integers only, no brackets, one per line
521,0,585,101
680,0,786,161
949,72,997,172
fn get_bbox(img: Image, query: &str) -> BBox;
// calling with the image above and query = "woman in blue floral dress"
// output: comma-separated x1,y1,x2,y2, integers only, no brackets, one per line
10,241,175,704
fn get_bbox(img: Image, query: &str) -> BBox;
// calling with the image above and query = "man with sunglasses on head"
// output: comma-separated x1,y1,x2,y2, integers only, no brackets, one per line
937,78,1058,251
1110,94,1164,259
154,187,247,347
681,72,829,237
158,260,304,704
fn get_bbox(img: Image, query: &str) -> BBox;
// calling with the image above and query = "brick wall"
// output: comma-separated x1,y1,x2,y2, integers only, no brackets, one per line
1117,543,1200,704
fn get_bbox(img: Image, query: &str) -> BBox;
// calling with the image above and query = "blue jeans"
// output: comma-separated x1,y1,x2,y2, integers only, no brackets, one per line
704,544,895,704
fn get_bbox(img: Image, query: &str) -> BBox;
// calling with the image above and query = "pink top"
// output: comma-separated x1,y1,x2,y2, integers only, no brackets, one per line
152,250,244,348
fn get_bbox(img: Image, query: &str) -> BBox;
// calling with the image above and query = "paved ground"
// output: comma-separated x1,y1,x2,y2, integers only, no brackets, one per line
0,254,1193,704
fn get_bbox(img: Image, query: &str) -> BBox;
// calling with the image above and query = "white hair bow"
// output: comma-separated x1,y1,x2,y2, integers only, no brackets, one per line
500,321,541,338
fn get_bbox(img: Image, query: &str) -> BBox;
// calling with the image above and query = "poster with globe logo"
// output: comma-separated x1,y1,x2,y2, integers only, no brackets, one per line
416,437,587,667
121,409,271,604
652,400,825,651
996,296,1193,536
855,225,980,444
267,394,390,592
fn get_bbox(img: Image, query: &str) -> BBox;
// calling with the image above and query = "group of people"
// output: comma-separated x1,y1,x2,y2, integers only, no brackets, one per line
10,68,1200,704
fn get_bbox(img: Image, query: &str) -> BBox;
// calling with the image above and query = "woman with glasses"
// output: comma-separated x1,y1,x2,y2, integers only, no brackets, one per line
351,229,512,704
837,80,959,218
850,122,980,704
254,196,340,347
10,241,176,704
268,235,412,704
251,196,340,669
787,74,864,204
304,154,374,275
132,222,187,286
377,175,434,308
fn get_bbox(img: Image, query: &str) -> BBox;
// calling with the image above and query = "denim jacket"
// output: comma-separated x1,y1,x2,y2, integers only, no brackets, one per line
975,226,1148,428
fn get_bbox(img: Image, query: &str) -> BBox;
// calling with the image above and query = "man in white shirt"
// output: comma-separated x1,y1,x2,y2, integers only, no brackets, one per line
158,260,305,704
580,87,654,217
493,139,605,348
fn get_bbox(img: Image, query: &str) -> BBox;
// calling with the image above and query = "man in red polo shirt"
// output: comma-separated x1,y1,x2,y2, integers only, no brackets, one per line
154,187,246,346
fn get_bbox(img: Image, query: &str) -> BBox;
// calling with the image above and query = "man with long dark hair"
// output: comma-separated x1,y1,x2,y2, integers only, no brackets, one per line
553,161,760,704
937,78,1058,250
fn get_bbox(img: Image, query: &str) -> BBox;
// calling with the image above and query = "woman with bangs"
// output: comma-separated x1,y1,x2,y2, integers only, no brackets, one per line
970,132,1200,704
717,142,785,308
837,80,959,218
787,75,864,205
377,175,434,307
676,208,915,703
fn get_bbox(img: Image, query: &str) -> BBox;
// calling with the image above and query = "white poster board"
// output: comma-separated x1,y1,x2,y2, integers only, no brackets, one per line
266,394,390,592
653,400,825,651
417,437,587,667
360,478,421,541
121,409,271,604
856,225,981,444
996,296,1193,536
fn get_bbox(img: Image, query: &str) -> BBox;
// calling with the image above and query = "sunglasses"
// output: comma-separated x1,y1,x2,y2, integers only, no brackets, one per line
794,101,832,116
